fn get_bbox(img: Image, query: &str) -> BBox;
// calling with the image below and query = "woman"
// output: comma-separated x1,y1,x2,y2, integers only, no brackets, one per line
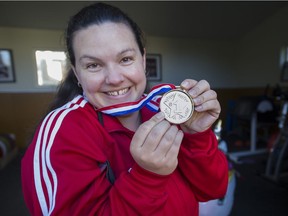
21,2,228,216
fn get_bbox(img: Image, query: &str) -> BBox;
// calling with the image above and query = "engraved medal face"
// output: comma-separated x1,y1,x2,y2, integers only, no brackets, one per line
160,89,194,124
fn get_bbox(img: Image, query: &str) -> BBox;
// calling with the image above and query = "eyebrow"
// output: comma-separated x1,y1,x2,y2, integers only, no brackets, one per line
79,54,98,62
118,48,136,55
79,48,137,62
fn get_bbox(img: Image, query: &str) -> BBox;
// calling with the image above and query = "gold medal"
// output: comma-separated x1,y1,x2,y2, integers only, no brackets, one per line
160,86,194,124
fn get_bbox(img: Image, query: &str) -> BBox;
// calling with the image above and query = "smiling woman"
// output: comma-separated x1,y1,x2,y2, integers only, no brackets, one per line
21,3,228,216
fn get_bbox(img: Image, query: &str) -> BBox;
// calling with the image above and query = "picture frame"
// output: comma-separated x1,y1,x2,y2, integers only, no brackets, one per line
146,54,162,81
0,49,15,83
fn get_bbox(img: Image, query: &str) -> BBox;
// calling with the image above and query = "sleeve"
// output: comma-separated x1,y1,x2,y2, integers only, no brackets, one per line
28,111,171,216
178,128,229,202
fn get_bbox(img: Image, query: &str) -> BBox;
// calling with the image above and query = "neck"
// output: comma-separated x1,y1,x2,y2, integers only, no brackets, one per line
117,111,141,131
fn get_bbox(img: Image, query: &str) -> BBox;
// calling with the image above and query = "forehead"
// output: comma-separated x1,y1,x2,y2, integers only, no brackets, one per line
73,22,135,46
72,22,140,60
72,22,139,59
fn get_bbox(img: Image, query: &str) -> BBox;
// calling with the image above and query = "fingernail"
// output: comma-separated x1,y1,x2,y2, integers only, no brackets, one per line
189,89,197,97
181,81,189,88
195,105,203,111
193,97,200,105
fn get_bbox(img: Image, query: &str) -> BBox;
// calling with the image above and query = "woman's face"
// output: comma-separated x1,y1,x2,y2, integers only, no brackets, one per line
72,22,146,109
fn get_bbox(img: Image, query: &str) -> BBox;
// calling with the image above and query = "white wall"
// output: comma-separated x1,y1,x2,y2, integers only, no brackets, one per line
235,5,288,88
0,27,65,92
0,5,288,92
146,37,236,88
147,5,288,89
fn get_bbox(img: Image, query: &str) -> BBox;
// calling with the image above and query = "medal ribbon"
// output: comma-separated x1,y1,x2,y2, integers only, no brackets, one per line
97,83,176,116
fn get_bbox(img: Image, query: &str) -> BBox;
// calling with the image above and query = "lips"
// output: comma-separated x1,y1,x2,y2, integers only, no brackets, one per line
106,87,129,96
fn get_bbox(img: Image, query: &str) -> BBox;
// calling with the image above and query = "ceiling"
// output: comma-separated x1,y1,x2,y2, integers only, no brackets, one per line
0,1,287,40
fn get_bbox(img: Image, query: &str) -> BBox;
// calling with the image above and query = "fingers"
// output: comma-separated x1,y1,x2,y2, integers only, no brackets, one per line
142,120,172,150
181,79,220,114
193,90,220,114
162,128,183,160
153,125,182,155
132,112,165,148
133,112,182,153
152,128,183,172
142,125,183,166
181,79,210,98
130,112,183,175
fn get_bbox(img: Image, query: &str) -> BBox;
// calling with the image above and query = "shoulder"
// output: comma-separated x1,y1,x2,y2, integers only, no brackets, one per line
38,95,101,140
48,95,95,124
35,95,107,157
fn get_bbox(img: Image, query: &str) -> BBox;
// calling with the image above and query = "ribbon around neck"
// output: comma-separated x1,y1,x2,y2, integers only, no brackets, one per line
96,83,176,116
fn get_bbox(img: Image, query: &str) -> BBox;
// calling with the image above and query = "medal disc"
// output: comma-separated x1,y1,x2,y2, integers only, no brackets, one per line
160,88,194,124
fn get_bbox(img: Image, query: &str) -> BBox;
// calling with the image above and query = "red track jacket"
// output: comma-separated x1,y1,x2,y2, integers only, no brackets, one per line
21,95,228,216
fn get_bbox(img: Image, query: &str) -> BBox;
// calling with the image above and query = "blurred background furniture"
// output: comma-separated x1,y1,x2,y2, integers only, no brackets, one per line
226,96,277,163
0,133,18,169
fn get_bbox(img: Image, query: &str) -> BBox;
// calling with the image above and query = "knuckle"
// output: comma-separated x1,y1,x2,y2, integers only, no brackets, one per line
139,154,148,162
150,129,160,139
164,133,174,143
211,90,217,98
198,95,204,103
140,122,151,133
201,79,210,88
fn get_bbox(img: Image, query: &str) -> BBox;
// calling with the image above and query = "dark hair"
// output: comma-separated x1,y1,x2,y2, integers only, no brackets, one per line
48,2,146,111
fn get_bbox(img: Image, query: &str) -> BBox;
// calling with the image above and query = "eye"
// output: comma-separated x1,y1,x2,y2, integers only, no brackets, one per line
121,57,133,65
86,63,102,72
87,63,98,69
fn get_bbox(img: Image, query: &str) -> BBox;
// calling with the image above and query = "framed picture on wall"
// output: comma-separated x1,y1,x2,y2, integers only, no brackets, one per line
0,49,15,83
146,54,162,81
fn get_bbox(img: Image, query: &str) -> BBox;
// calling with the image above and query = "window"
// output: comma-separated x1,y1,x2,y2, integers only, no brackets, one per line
280,46,288,68
35,50,67,86
280,46,288,81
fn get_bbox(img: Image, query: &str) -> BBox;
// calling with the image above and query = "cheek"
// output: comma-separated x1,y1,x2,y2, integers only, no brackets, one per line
140,73,147,89
84,78,101,93
79,73,102,93
131,67,146,83
139,69,147,85
81,77,103,107
133,71,147,97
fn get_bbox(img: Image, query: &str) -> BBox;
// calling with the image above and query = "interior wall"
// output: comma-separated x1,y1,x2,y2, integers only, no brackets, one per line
0,87,267,149
0,27,64,93
235,5,288,88
146,37,236,88
1,3,288,93
0,93,55,149
1,5,288,149
0,27,237,93
1,4,288,93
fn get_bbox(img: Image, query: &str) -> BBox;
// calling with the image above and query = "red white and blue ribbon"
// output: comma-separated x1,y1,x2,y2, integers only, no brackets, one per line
97,83,176,116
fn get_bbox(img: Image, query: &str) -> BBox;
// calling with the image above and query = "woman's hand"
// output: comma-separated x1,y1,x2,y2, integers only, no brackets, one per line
180,79,221,134
130,112,184,175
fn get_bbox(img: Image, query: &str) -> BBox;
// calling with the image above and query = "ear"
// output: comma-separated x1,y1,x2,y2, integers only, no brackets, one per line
142,48,146,71
71,65,80,82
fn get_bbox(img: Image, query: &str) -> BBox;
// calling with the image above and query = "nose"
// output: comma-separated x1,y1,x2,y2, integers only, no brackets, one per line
105,66,124,85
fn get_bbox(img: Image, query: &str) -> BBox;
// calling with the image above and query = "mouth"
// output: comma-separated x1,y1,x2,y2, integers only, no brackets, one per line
106,87,130,96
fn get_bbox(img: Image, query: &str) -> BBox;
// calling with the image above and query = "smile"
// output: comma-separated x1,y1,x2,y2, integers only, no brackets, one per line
106,87,129,96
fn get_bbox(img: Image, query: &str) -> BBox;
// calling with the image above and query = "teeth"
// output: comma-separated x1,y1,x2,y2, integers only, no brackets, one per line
107,88,128,96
